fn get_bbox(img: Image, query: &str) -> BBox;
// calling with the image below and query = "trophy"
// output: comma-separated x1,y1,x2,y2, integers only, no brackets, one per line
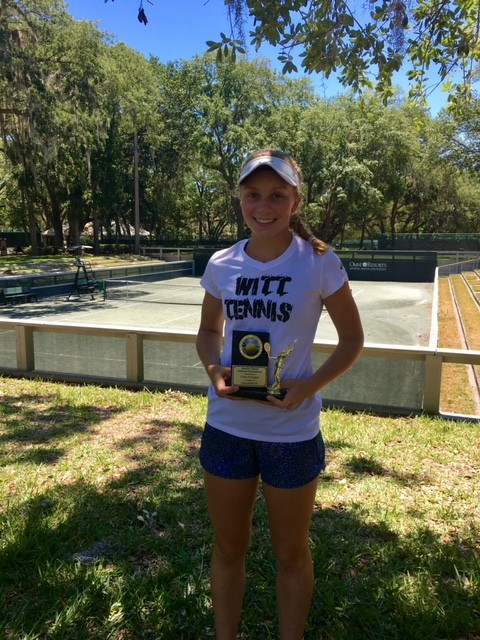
231,330,296,401
266,340,297,398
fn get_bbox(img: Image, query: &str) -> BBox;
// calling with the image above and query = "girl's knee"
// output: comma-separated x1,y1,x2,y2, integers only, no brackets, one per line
275,544,312,574
213,536,251,566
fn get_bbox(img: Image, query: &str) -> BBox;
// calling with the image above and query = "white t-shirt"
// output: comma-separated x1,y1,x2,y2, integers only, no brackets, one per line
200,235,348,442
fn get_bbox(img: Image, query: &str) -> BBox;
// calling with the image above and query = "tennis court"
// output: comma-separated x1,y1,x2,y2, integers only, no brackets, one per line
0,275,434,346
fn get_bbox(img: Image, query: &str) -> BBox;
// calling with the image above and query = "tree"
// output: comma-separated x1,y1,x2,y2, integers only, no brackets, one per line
418,106,480,233
1,1,111,252
92,43,161,252
0,0,70,252
186,55,304,239
280,94,478,245
269,97,384,244
439,98,480,171
223,1,480,109
110,0,480,108
145,59,207,242
40,19,110,251
5,3,480,248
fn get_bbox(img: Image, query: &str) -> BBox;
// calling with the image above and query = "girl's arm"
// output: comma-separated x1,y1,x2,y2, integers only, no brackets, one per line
268,281,364,408
196,291,239,397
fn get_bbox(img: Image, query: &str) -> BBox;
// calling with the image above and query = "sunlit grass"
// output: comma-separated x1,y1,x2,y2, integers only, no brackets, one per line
438,276,479,415
1,378,479,639
450,274,480,350
1,266,479,637
0,254,160,275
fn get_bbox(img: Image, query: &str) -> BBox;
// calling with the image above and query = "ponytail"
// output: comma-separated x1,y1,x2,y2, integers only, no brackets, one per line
290,213,329,256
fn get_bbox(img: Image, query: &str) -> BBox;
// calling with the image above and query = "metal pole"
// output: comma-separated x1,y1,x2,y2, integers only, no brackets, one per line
133,111,140,255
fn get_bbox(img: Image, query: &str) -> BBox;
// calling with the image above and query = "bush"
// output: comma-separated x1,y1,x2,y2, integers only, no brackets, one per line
99,244,131,255
40,246,58,256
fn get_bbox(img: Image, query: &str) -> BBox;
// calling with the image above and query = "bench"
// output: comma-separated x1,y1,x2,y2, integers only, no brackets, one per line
1,286,38,305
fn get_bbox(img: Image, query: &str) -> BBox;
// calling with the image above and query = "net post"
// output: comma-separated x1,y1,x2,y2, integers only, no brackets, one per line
97,280,106,300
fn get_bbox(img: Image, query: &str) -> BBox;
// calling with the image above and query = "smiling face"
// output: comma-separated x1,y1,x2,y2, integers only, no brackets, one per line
239,167,301,246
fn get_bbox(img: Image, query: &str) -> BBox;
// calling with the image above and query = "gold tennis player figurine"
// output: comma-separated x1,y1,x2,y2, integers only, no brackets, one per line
266,340,297,397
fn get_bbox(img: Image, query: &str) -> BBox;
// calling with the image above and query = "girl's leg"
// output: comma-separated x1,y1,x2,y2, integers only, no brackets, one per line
263,478,319,640
204,471,259,640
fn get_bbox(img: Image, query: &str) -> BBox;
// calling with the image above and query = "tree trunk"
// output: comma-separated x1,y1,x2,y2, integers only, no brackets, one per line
24,190,39,255
93,210,100,255
233,197,244,239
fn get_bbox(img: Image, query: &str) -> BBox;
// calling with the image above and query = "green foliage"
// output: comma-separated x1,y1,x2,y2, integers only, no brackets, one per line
206,31,246,63
221,0,480,110
2,1,480,250
109,0,479,108
98,243,132,255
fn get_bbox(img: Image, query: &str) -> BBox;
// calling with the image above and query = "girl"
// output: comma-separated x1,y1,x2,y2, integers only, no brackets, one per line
196,149,364,640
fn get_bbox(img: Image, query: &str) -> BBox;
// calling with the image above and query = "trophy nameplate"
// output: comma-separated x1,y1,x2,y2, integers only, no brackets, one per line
231,330,296,401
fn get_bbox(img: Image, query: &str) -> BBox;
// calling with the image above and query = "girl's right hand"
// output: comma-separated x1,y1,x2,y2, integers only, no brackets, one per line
207,364,240,397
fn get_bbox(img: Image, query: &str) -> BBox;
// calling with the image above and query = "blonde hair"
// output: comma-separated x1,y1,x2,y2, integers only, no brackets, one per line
240,149,329,255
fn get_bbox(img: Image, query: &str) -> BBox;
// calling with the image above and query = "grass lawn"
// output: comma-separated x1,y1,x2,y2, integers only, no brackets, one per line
438,276,479,415
0,254,160,276
1,379,479,639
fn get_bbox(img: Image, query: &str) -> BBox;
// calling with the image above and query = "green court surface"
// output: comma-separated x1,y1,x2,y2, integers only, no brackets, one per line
0,276,434,347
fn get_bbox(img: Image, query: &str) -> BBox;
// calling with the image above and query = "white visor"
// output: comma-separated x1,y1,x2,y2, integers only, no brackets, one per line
238,155,300,187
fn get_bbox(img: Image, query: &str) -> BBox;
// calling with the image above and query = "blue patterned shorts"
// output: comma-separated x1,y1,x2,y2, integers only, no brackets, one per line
200,423,325,489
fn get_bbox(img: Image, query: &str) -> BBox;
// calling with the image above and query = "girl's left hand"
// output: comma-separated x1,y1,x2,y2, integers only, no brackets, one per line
266,378,314,410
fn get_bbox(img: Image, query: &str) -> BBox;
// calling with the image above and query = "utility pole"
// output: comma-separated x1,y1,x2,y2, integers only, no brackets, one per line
133,111,140,255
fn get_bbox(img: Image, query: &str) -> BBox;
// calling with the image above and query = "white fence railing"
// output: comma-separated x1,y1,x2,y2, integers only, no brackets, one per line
140,247,195,261
1,261,479,418
0,318,479,418
437,256,480,276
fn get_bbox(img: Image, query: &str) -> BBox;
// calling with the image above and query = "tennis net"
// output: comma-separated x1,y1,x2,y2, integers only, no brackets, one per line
103,277,204,305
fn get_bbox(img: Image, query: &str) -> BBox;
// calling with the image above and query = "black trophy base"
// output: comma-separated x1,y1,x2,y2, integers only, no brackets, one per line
232,387,286,402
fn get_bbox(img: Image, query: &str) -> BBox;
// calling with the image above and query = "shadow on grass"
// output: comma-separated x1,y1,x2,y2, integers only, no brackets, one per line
1,410,479,639
305,506,480,640
0,453,212,639
344,453,423,486
0,392,124,466
226,491,479,640
0,297,108,320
